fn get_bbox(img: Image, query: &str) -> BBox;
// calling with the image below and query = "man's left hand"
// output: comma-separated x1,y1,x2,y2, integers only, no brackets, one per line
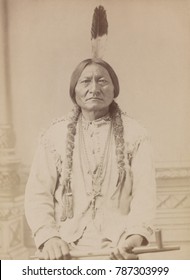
109,234,144,260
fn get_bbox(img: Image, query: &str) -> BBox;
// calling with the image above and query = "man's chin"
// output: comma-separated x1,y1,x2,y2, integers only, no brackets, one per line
85,104,105,112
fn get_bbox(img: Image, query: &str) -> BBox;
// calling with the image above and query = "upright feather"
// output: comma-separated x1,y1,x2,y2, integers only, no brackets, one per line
91,6,108,58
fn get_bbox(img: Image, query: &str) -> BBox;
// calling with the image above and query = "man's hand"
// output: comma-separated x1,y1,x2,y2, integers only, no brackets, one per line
110,234,144,260
36,237,71,260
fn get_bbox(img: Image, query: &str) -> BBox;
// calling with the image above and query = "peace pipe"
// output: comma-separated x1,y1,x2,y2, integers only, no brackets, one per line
31,229,180,259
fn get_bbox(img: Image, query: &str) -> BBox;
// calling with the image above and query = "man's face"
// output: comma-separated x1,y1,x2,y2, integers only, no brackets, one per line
75,63,114,113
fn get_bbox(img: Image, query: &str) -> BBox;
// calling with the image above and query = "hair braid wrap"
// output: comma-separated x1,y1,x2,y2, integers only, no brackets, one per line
60,101,126,221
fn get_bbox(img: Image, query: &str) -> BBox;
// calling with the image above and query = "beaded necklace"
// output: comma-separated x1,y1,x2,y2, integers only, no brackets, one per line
60,101,126,222
79,114,112,219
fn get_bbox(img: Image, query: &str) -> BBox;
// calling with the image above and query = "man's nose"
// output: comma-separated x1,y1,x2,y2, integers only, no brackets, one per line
89,79,100,93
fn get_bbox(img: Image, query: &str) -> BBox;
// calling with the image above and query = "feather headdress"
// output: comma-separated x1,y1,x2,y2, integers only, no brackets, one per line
91,5,108,59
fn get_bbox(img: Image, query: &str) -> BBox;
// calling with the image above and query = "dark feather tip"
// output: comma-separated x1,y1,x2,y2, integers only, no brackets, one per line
91,5,108,39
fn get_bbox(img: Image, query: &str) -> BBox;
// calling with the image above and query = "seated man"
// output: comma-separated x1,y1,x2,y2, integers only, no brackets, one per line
25,58,156,260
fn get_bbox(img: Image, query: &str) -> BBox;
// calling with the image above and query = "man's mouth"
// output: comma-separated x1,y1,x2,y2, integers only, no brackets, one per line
86,97,102,101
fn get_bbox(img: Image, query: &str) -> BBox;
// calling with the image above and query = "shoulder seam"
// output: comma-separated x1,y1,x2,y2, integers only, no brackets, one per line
51,116,68,125
39,116,67,139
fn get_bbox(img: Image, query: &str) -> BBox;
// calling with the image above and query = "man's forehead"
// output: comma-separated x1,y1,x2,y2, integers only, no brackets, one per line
80,64,110,77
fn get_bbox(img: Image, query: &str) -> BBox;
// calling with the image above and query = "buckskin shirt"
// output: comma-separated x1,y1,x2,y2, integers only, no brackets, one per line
25,112,156,250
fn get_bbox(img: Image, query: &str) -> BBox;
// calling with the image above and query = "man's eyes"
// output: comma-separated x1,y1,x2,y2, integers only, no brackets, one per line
80,78,108,85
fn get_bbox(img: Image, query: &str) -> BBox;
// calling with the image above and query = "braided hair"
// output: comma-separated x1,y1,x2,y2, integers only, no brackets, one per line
60,100,126,221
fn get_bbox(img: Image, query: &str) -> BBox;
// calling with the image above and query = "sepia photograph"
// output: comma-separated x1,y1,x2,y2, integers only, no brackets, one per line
0,0,190,260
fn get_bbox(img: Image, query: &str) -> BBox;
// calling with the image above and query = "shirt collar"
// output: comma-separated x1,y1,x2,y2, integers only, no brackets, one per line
81,113,111,129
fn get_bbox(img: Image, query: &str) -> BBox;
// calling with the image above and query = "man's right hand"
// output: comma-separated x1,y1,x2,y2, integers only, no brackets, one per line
36,237,71,260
